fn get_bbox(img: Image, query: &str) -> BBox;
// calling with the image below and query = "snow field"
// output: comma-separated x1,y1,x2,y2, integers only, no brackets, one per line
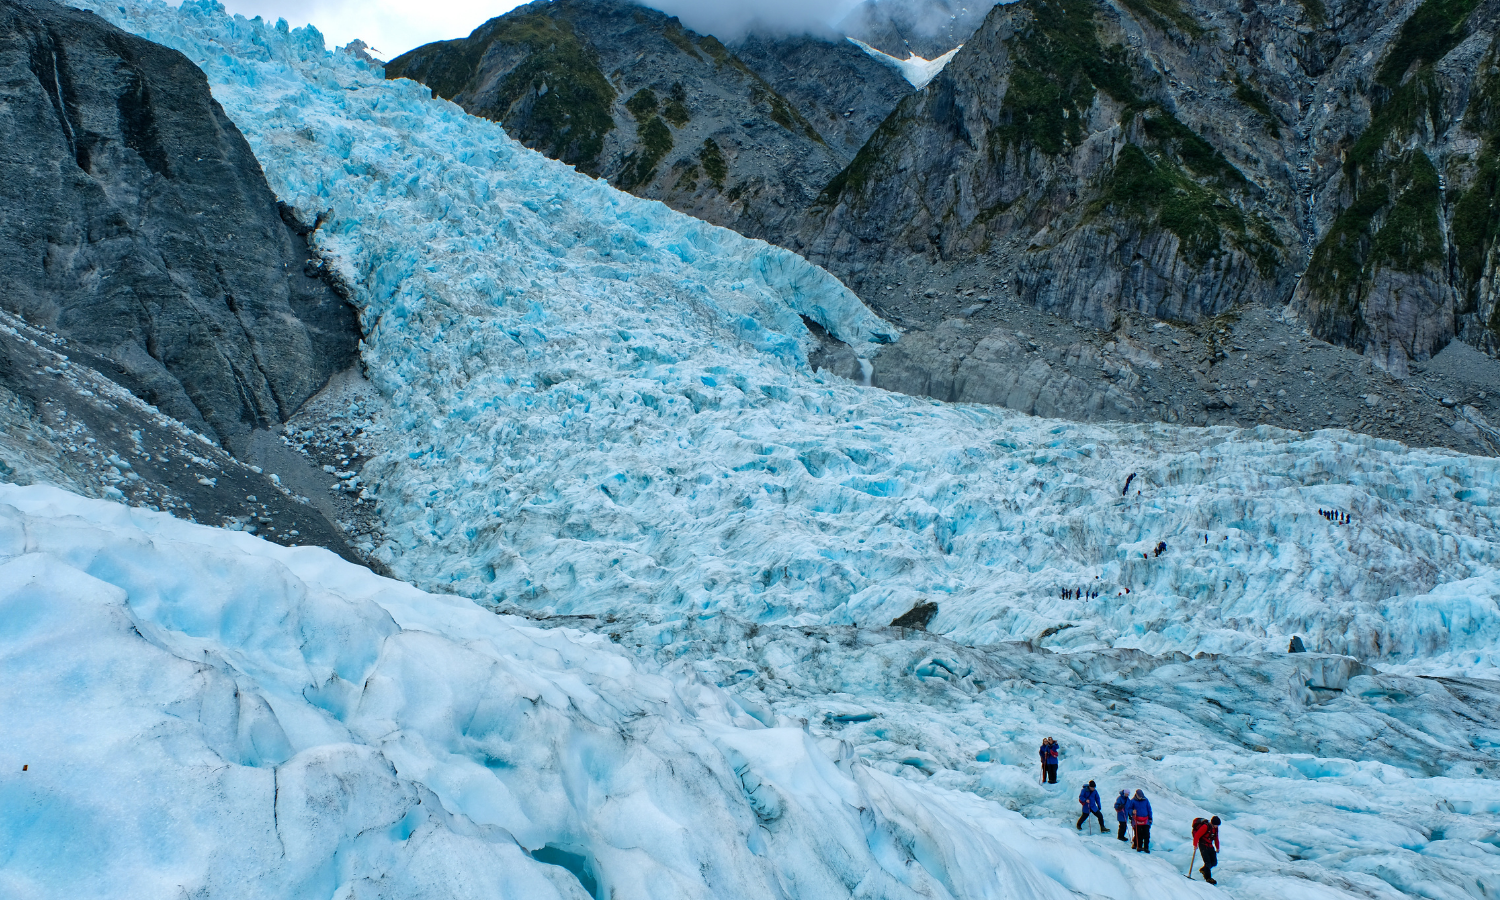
847,37,964,89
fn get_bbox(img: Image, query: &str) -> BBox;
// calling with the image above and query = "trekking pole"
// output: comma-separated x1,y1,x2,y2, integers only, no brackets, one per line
1186,845,1197,879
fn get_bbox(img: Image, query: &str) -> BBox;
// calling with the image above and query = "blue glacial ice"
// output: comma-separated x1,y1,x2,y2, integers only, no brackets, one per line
71,0,1500,677
0,483,1200,900
6,2,1496,898
4,483,1497,900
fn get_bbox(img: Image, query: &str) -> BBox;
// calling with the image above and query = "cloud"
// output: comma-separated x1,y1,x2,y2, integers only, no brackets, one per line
214,0,946,57
637,0,862,41
217,0,526,59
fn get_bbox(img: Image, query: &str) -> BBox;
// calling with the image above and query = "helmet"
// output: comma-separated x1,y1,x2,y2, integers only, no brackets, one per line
1210,816,1221,825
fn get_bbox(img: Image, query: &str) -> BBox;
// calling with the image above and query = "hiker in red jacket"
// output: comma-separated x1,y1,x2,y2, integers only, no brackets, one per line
1193,816,1221,884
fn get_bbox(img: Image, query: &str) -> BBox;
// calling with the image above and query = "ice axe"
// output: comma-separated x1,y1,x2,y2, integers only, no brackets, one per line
1186,844,1198,879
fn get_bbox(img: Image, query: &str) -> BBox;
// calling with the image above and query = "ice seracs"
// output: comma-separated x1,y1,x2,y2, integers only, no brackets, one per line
73,0,1500,679
5,482,1498,899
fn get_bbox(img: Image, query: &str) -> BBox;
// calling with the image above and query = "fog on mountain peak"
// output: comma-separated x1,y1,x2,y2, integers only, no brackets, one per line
635,0,1001,45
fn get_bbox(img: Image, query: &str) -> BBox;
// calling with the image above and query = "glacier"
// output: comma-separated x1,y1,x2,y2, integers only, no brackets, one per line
2,0,1496,897
3,483,1498,900
69,0,1500,676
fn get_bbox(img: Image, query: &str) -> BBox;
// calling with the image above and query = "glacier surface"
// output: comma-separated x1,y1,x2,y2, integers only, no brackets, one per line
7,1,1498,897
3,483,1498,900
72,0,1500,677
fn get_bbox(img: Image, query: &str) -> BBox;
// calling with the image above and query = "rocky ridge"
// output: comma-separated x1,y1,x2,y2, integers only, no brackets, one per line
793,0,1500,450
385,0,912,243
0,0,360,455
0,0,370,557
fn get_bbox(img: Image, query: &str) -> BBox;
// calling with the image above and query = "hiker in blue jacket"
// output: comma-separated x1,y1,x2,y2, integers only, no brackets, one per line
1075,780,1106,832
1114,789,1130,841
1130,789,1153,852
1038,737,1059,784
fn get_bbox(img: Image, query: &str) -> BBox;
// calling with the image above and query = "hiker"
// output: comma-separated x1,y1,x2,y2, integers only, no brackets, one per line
1130,789,1153,852
1039,738,1059,784
1076,781,1106,832
1113,789,1130,841
1192,815,1221,883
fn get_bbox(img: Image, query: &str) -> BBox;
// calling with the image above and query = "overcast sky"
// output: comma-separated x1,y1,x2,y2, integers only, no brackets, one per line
217,0,865,61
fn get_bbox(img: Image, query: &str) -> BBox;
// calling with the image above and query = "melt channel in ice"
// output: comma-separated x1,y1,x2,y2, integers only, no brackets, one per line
20,2,1500,898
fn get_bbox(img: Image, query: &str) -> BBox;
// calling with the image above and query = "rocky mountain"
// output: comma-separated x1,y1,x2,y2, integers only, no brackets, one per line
385,0,912,242
0,0,366,556
793,0,1500,450
379,0,1500,455
0,0,359,455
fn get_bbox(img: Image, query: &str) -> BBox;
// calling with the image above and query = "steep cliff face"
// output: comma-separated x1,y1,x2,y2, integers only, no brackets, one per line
732,31,914,160
0,0,359,454
1296,0,1500,373
802,0,1319,331
385,0,910,242
782,0,1500,448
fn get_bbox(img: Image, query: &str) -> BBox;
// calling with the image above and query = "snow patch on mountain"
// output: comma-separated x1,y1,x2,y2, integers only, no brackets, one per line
847,37,962,88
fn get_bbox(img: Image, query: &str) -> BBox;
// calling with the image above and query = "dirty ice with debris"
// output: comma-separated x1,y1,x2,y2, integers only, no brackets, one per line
1,1,1497,898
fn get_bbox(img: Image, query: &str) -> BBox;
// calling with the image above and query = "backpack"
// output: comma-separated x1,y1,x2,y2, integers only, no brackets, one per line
1192,818,1209,845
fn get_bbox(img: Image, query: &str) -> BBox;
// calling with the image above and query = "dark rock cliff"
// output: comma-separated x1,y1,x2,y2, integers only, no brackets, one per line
0,0,359,455
385,0,911,243
733,31,913,161
0,0,365,558
802,0,1307,334
791,0,1500,449
1295,0,1500,373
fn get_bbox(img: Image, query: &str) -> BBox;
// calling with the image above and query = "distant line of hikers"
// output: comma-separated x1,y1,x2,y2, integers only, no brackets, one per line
1319,507,1349,524
1042,738,1221,883
1060,587,1101,601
